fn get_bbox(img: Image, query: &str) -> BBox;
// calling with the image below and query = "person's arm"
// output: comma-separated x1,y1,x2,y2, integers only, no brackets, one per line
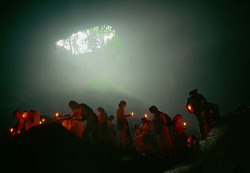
124,114,133,118
174,123,186,131
12,119,24,135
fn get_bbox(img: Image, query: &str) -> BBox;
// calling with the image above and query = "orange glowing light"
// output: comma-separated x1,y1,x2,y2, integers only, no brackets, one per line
131,112,134,116
188,105,192,111
39,121,42,124
183,122,187,126
42,118,45,122
55,113,59,117
10,128,14,133
144,114,148,118
22,113,26,118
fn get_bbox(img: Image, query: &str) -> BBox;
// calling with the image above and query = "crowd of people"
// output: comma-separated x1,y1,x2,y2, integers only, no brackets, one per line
10,89,219,158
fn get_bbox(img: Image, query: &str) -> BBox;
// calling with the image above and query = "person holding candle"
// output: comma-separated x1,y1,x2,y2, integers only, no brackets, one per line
186,89,209,140
61,101,84,139
172,114,188,159
61,114,72,131
141,117,153,154
116,100,133,149
11,109,41,134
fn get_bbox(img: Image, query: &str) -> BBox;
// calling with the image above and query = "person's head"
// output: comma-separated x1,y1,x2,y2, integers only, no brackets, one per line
189,89,198,96
119,100,126,108
173,114,182,122
108,115,114,121
13,109,21,118
141,117,147,124
149,105,158,113
68,101,79,110
97,107,105,114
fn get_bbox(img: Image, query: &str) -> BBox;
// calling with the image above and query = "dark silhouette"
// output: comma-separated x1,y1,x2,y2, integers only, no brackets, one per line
97,107,109,144
149,105,174,153
172,114,188,159
186,89,219,139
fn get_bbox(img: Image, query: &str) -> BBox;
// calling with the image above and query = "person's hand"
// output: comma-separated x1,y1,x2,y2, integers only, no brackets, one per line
56,116,62,121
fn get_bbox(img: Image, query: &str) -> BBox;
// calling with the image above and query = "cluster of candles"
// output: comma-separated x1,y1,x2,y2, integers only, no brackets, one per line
9,118,46,134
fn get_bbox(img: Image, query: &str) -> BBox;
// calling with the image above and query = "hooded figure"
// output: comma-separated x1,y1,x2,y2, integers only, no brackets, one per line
149,106,174,153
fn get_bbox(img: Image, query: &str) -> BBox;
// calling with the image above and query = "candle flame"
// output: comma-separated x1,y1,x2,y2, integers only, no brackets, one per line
39,121,42,124
131,112,134,116
10,128,14,133
42,118,45,122
188,105,192,111
183,122,187,126
145,114,148,118
55,113,59,117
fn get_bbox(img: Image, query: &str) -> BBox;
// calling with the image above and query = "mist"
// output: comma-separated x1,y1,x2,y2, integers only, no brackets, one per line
1,0,249,134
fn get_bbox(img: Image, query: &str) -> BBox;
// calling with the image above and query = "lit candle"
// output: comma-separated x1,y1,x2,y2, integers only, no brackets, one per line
10,128,14,133
55,113,59,117
39,121,42,124
42,118,45,122
188,105,192,111
144,114,148,118
183,122,187,126
131,112,134,116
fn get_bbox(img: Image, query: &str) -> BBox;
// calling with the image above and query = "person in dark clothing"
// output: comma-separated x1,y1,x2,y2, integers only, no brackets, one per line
172,114,188,159
107,115,116,145
186,89,209,140
149,106,174,153
97,107,109,145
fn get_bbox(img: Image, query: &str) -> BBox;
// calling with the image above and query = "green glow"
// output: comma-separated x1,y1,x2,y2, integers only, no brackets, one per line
56,25,120,55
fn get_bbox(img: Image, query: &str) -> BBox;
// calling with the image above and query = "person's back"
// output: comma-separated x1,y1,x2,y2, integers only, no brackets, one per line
24,110,40,130
79,103,99,144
